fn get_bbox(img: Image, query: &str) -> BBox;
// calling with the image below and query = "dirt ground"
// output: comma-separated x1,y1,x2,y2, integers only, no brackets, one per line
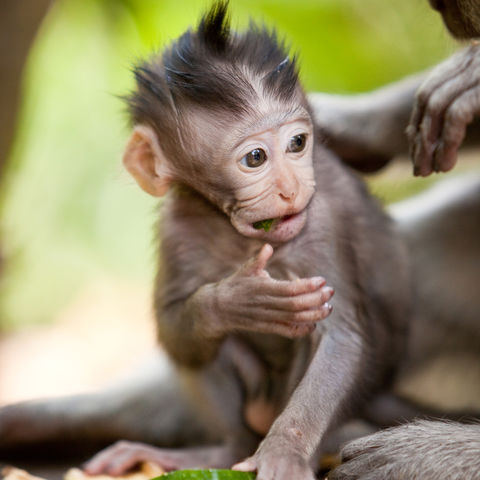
0,278,160,479
0,278,156,406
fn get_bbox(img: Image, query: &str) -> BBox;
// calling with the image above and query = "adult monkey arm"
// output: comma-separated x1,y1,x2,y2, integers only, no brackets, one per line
310,0,480,176
309,73,422,172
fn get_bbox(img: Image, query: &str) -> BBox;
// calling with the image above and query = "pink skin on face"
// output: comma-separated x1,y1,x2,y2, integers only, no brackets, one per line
226,113,316,244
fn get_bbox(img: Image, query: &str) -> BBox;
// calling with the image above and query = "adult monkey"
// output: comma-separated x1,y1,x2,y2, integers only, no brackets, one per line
0,2,411,479
317,1,480,479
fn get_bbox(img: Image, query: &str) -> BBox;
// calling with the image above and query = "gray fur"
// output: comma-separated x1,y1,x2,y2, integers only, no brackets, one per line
330,420,480,480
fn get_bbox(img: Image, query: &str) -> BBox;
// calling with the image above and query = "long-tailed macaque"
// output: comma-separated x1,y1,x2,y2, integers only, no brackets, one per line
0,3,411,479
311,1,480,479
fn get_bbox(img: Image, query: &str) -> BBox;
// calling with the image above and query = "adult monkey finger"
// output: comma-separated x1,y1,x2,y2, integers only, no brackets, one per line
433,82,480,172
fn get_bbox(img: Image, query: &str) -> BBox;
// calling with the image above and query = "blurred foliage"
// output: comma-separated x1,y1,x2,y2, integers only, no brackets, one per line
0,0,460,329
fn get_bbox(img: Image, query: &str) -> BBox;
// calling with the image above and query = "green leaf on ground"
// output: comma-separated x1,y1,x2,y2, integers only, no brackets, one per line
155,469,255,480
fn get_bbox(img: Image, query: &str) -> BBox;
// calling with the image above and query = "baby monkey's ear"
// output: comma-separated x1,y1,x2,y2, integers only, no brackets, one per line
123,125,173,197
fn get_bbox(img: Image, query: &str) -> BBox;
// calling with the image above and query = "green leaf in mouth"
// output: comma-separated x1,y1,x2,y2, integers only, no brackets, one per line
252,218,274,232
155,469,256,480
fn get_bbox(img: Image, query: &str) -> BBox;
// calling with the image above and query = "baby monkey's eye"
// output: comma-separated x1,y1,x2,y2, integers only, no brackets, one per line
241,148,267,168
287,134,307,153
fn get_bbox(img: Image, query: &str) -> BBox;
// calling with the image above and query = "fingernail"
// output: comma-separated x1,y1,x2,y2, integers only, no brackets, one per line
261,243,273,256
324,286,335,297
312,277,326,287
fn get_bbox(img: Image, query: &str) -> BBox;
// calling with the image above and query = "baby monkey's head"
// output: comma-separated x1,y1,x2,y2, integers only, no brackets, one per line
124,1,316,243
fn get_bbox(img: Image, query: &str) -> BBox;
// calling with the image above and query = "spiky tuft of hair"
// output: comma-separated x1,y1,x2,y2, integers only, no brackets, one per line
198,0,231,54
127,1,302,154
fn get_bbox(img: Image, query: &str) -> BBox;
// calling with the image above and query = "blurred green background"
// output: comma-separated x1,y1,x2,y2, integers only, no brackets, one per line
0,0,460,330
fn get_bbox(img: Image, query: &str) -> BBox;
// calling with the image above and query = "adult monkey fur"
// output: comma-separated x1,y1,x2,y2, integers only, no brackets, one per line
0,2,412,479
310,1,480,479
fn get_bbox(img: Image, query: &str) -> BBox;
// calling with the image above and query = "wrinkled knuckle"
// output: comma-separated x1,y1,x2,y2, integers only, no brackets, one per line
291,311,305,322
405,123,418,142
418,120,431,139
288,298,304,311
309,301,321,313
445,102,462,121
286,283,300,296
415,87,429,106
445,102,468,126
424,95,444,117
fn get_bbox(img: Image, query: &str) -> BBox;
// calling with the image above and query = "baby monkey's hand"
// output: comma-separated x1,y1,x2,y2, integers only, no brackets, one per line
202,244,334,339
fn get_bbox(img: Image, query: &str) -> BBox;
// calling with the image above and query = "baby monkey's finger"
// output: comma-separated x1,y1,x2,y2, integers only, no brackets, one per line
242,243,274,276
266,306,332,324
261,286,334,312
263,276,327,297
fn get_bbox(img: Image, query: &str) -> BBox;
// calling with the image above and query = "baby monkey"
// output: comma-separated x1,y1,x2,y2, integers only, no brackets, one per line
0,3,410,479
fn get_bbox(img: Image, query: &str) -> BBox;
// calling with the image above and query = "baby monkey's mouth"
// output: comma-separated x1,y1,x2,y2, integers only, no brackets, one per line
252,214,297,232
253,218,275,232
